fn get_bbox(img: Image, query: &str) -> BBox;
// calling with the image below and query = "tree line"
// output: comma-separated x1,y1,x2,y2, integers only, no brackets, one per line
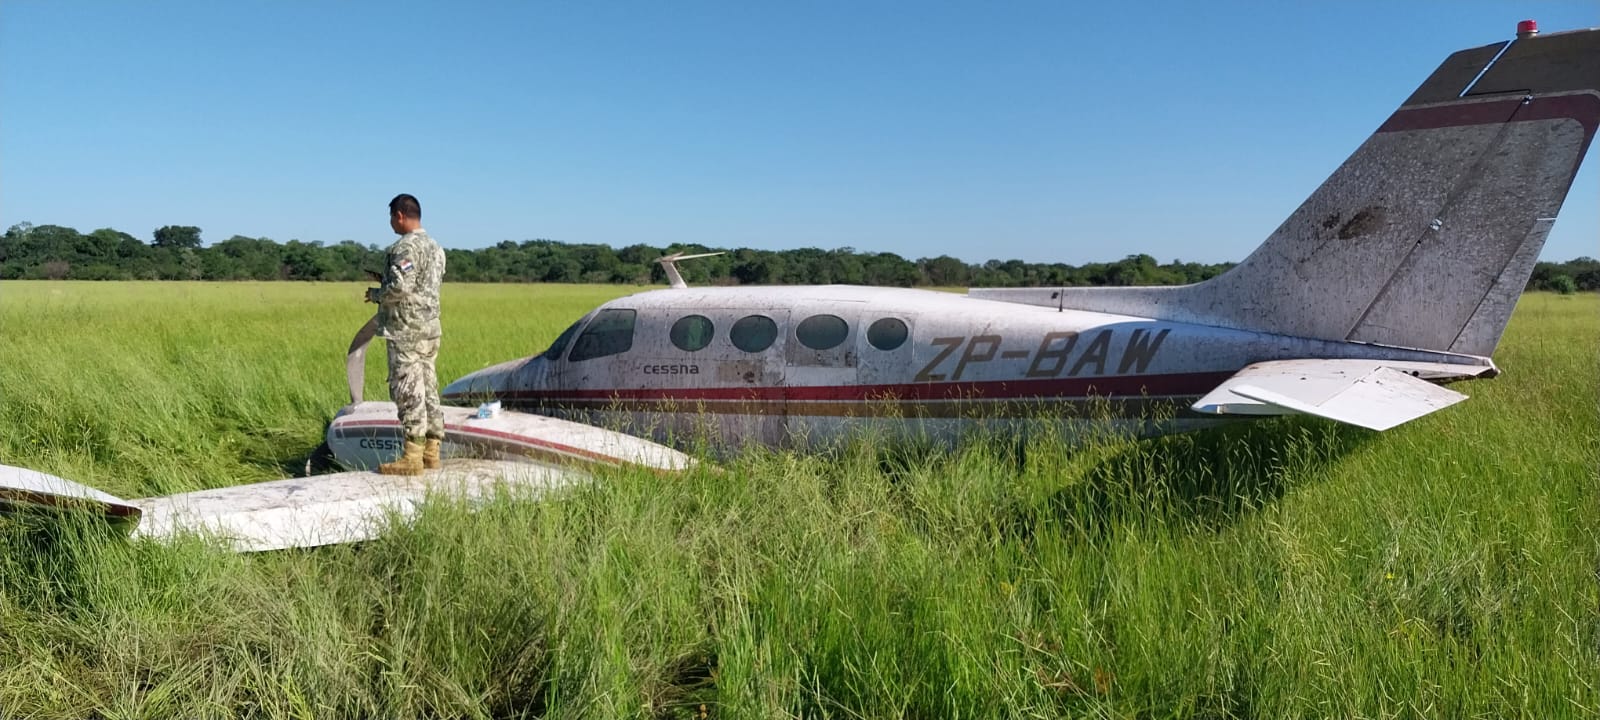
2,222,1594,291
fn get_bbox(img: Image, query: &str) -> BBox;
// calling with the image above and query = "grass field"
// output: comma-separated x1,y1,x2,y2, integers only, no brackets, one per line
0,281,1594,719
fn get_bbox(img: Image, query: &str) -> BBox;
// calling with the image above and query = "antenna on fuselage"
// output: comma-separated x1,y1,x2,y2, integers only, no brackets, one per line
654,252,725,289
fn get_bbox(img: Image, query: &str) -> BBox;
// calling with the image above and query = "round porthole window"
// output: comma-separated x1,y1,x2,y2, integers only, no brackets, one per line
730,315,778,353
796,314,849,350
670,315,715,352
866,317,908,351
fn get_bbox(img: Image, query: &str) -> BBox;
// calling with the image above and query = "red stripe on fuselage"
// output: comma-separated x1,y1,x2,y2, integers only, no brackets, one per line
443,371,1234,405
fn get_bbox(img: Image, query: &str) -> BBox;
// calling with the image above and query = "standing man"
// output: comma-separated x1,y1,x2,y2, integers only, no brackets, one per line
365,193,447,475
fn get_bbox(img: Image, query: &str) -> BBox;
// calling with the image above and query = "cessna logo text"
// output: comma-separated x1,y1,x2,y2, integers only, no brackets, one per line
642,364,700,375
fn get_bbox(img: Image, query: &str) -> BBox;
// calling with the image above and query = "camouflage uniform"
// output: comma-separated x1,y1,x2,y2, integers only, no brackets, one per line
369,229,447,440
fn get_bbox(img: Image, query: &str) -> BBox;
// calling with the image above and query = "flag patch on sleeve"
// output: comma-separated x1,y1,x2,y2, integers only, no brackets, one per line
399,259,414,273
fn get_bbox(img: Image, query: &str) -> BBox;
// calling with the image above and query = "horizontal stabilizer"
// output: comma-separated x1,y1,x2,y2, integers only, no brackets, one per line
1191,359,1492,431
132,459,586,552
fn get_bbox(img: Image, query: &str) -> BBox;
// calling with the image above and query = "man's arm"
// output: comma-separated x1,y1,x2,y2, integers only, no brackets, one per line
371,239,423,307
363,269,384,303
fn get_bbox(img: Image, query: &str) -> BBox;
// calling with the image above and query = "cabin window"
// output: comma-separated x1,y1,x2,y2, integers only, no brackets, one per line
866,317,909,351
730,315,778,353
568,308,637,362
542,320,583,360
670,315,715,352
796,314,849,350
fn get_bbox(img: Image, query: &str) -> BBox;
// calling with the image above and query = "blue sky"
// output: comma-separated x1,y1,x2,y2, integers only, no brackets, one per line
2,2,1595,265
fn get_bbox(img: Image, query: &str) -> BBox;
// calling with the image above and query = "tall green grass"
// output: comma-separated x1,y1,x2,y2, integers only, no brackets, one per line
0,282,1593,718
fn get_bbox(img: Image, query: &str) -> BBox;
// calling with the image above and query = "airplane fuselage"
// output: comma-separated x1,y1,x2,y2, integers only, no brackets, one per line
441,285,1491,451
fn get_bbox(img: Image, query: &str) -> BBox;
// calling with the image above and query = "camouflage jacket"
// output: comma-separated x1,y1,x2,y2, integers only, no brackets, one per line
372,229,446,341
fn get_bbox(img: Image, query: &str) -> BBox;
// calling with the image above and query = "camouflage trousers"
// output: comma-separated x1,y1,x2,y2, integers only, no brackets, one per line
387,336,444,440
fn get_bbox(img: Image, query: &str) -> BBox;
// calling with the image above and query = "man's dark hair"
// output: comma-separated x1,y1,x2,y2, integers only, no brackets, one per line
389,193,422,219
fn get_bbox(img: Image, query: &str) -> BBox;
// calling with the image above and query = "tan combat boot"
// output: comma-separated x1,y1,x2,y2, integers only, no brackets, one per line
378,439,426,476
423,438,442,469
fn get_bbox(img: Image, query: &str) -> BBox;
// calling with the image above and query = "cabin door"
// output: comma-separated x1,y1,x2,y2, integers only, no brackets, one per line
711,307,789,448
783,307,864,446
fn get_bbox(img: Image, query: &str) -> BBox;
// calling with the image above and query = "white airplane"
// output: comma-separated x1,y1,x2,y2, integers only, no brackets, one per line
6,22,1597,551
379,22,1600,454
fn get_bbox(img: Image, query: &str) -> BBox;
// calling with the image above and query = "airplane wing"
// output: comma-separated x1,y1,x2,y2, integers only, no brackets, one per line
132,459,585,552
1191,359,1495,431
0,390,697,552
327,401,696,473
0,460,597,553
0,464,142,521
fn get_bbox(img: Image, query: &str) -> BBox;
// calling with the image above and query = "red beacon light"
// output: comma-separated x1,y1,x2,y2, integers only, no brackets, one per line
1516,19,1538,40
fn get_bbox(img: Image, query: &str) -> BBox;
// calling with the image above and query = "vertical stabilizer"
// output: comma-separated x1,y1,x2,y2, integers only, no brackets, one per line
976,27,1600,356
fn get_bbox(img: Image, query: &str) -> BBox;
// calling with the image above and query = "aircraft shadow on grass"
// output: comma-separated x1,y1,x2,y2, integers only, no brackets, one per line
858,415,1375,547
1039,418,1373,540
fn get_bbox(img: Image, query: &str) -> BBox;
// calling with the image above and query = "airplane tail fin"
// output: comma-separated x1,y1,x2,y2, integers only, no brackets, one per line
976,26,1600,356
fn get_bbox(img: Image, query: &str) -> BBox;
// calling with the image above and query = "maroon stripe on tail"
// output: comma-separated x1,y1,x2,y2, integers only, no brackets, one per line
1380,93,1600,136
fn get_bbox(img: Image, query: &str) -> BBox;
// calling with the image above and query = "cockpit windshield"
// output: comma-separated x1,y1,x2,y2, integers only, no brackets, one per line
569,309,637,361
542,320,583,360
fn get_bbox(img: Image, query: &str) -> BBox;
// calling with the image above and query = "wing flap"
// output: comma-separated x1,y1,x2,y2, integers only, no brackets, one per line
1192,359,1490,431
